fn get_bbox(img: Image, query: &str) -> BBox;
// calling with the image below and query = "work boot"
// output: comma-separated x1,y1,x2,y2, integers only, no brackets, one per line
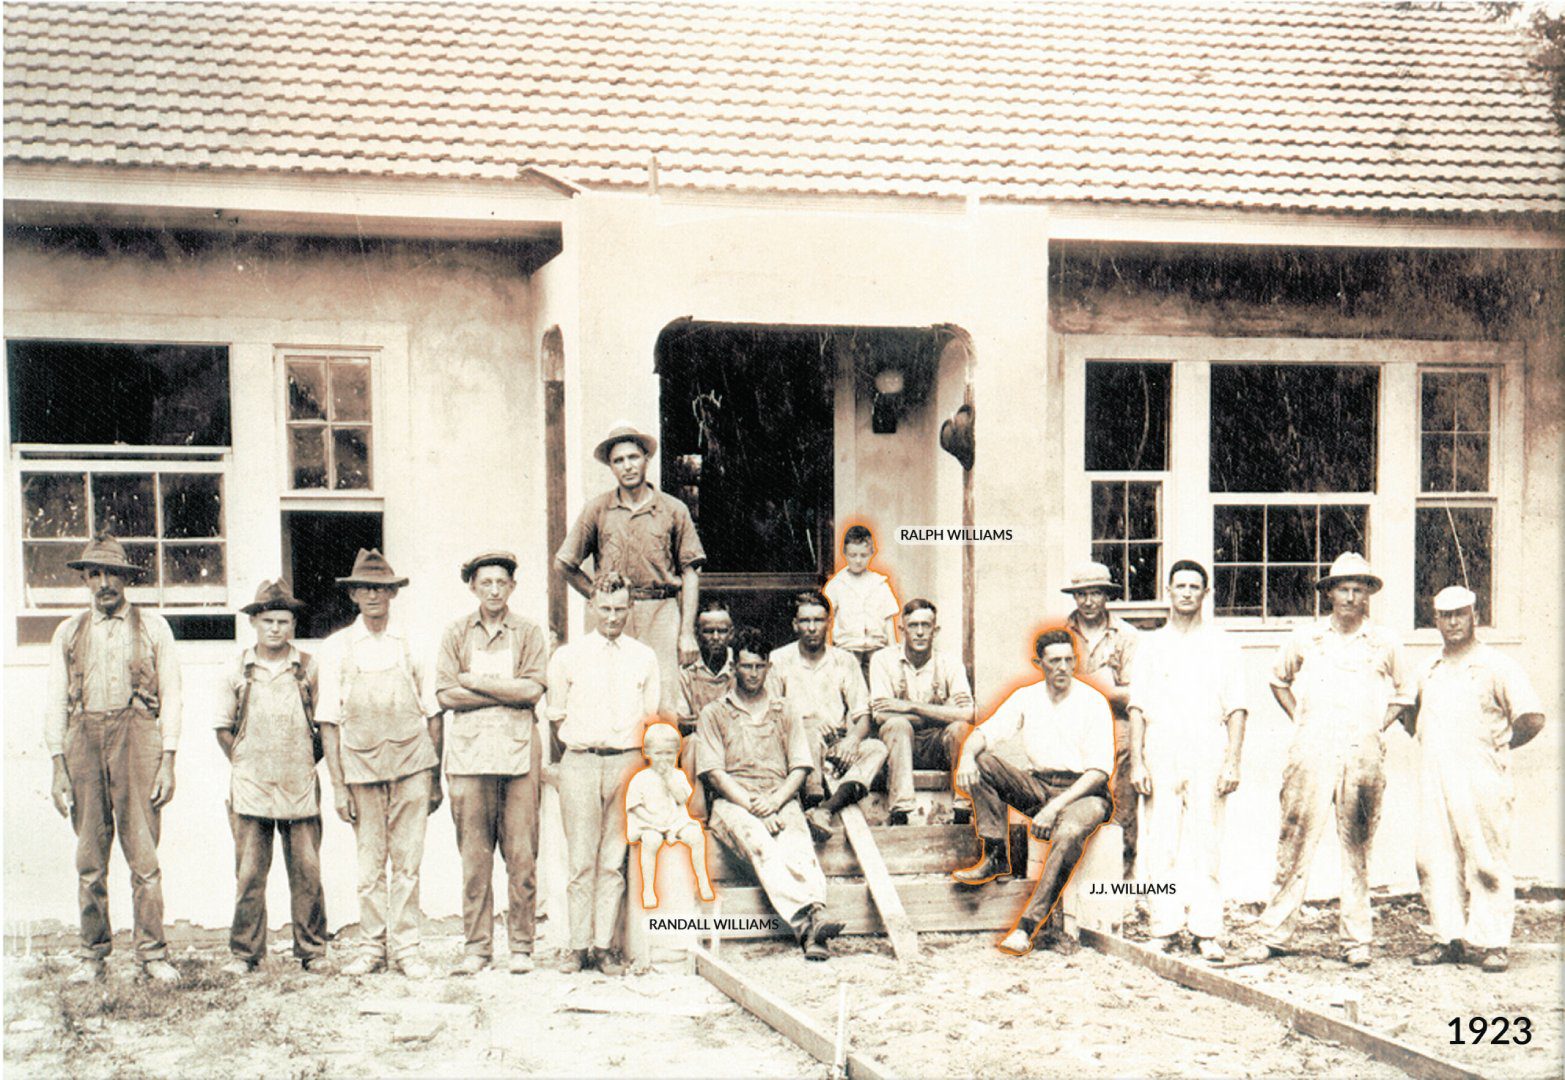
557,949,588,974
1478,948,1509,973
141,959,180,984
1234,942,1288,966
66,959,104,985
887,810,910,827
301,957,333,976
805,806,836,843
952,805,973,826
339,954,385,977
997,929,1033,955
1344,944,1371,968
1413,941,1463,967
951,839,1009,886
219,957,255,977
801,907,844,962
398,957,432,979
594,948,626,977
1196,938,1226,963
508,953,534,975
452,954,489,976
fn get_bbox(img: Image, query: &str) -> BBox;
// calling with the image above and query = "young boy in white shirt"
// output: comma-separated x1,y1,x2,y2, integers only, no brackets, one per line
823,525,899,681
627,722,715,907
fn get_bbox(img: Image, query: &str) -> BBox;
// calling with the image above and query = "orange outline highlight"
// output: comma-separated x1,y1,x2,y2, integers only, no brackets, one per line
947,623,1120,955
625,721,718,910
824,520,905,650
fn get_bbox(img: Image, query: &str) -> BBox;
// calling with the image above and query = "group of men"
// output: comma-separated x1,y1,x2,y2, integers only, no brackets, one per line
40,413,1547,981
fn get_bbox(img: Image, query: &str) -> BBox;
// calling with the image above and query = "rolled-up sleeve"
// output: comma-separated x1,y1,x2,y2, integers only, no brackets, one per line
842,657,869,724
555,499,600,570
782,706,813,772
545,646,571,725
412,642,441,717
867,649,896,700
945,657,975,708
670,499,706,572
213,661,242,731
435,620,466,696
516,621,548,690
43,618,73,756
148,614,182,751
1383,635,1414,707
1270,632,1305,690
695,701,727,778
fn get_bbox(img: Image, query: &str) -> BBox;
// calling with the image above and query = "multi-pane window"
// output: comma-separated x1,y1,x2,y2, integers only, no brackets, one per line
1415,370,1493,626
1084,361,1169,601
1213,504,1369,618
8,341,231,614
285,352,373,490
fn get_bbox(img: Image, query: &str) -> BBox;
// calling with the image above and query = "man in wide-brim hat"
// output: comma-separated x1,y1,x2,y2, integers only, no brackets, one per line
45,536,183,983
1242,552,1413,968
435,549,549,975
1061,559,1140,881
315,549,442,978
554,422,706,716
214,579,330,976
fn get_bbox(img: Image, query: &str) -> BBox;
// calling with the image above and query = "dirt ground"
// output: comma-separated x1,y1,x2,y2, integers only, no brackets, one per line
2,927,817,1080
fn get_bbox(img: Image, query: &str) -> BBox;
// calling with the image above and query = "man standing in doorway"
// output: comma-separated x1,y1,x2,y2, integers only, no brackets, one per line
1127,560,1247,962
768,591,887,842
1062,561,1139,879
869,599,975,827
1241,552,1411,968
46,536,183,984
951,628,1114,957
546,571,659,976
555,422,705,715
215,580,329,976
1410,585,1545,973
436,551,549,976
317,549,443,979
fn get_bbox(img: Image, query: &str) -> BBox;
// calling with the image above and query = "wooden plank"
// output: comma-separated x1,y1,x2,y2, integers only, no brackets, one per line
1080,930,1483,1080
693,947,896,1080
710,825,983,885
710,878,1038,938
839,805,920,961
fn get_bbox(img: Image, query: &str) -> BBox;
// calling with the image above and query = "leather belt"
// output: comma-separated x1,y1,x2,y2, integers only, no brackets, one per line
570,745,634,757
630,585,678,600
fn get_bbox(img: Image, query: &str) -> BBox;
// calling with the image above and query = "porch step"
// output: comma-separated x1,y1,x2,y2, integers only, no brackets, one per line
707,876,1040,939
710,824,983,885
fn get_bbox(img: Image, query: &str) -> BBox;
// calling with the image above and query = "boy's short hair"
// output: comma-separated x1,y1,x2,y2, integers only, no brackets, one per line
643,723,681,752
842,525,874,550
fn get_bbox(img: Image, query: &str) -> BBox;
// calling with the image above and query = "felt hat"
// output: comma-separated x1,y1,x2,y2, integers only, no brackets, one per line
335,548,409,588
461,549,519,583
593,423,658,465
66,536,145,576
939,403,974,471
1316,552,1383,594
1060,561,1116,594
1433,585,1477,612
240,579,308,616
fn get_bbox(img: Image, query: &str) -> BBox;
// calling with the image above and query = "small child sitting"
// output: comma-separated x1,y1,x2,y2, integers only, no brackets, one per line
823,524,900,680
627,723,716,907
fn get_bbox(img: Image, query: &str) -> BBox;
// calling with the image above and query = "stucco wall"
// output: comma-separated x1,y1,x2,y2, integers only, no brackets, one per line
3,230,548,932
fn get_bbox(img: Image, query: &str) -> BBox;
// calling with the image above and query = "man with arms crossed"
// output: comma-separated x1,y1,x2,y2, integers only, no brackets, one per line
546,571,659,976
1127,560,1246,962
952,628,1114,957
436,550,549,975
47,536,183,983
869,598,975,827
1409,585,1545,973
698,628,845,960
1240,552,1411,968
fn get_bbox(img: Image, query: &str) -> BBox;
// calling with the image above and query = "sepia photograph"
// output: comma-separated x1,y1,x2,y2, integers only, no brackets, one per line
2,1,1562,1077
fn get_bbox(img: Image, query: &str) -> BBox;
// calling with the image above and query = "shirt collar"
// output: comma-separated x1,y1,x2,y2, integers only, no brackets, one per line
90,603,130,625
244,645,302,669
586,629,625,649
350,615,408,642
612,484,661,512
465,608,520,634
722,685,777,714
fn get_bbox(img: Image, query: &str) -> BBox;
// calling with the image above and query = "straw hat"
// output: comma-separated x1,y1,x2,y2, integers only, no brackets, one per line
1316,552,1383,594
1060,561,1115,594
593,423,658,465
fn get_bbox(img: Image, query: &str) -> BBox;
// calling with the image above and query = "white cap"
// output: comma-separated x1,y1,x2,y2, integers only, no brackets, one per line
1432,585,1477,612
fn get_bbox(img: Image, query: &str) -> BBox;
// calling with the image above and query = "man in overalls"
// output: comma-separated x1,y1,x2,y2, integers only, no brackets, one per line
1241,552,1412,968
317,550,442,979
214,580,329,975
46,536,183,984
435,550,549,976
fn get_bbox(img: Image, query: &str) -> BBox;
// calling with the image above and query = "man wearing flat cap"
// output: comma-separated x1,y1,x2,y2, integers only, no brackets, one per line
214,580,328,975
1062,560,1140,877
316,549,442,979
45,536,183,983
435,551,549,975
1408,585,1545,974
1242,552,1413,968
555,422,706,715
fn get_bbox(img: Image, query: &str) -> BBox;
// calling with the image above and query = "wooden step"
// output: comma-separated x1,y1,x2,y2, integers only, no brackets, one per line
709,823,1028,886
708,877,1040,938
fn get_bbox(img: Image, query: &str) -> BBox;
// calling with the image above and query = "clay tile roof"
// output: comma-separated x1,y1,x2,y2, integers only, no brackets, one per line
5,0,1562,216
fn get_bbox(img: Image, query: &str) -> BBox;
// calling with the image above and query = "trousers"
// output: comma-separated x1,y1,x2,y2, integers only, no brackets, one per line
64,707,166,961
709,799,826,924
350,770,432,961
1138,760,1226,940
1417,743,1514,949
229,811,327,964
448,740,542,957
558,748,637,950
969,750,1110,933
1256,725,1386,947
878,716,969,813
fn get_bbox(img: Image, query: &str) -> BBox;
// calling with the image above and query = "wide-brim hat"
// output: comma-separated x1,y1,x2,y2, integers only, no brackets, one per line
461,549,518,583
939,404,974,471
336,548,410,588
241,578,308,616
593,423,658,465
66,536,145,576
1061,560,1116,594
1316,551,1383,594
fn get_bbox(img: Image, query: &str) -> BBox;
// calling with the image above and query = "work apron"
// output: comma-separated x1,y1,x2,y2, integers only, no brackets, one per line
231,669,319,820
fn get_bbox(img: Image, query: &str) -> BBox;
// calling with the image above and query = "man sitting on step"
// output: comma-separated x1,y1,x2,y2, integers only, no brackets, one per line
951,628,1114,956
697,628,845,961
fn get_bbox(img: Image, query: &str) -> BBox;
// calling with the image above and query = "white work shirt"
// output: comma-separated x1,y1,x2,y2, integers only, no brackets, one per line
546,630,660,751
978,679,1115,776
314,615,439,728
824,568,899,651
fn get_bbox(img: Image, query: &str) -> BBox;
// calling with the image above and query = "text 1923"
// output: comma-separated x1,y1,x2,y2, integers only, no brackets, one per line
1448,1016,1531,1045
